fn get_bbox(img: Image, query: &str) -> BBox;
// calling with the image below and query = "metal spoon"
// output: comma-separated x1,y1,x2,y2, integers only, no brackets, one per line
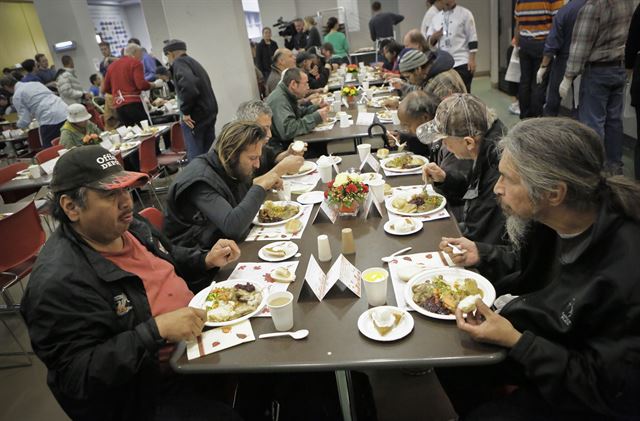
259,329,309,340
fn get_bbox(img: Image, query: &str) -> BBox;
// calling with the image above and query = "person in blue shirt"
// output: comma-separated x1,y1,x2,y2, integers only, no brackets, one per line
537,0,587,116
20,59,42,83
35,53,57,87
128,37,157,81
89,73,101,97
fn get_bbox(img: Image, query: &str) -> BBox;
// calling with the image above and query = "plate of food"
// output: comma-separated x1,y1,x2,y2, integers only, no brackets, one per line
314,118,337,131
360,172,383,184
268,265,296,283
380,154,427,172
383,218,423,236
385,188,446,216
116,140,141,151
376,110,396,123
258,241,299,262
357,306,414,342
282,161,318,178
253,201,302,226
404,268,496,321
189,279,269,327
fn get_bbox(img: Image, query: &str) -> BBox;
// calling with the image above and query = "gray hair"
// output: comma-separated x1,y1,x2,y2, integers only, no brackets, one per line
236,100,272,121
499,118,640,220
400,90,440,121
51,187,89,224
124,43,142,57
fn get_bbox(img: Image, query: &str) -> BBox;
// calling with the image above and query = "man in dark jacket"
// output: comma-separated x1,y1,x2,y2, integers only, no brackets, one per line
163,39,218,161
422,93,507,246
438,118,640,419
21,145,242,421
265,48,296,96
164,121,299,250
256,27,279,79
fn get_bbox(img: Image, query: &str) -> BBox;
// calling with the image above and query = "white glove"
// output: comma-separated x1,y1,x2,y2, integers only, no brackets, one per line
152,79,164,88
558,76,572,99
536,66,547,85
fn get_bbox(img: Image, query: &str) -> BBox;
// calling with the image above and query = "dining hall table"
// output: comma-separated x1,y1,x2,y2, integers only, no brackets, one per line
170,154,505,421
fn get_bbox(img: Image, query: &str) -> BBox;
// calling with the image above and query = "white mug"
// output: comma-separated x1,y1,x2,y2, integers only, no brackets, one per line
268,291,294,331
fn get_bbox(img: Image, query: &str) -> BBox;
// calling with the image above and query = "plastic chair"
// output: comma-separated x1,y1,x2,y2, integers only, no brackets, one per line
158,122,187,168
35,144,65,165
0,162,29,203
135,135,164,209
139,207,164,231
26,128,42,153
51,137,60,146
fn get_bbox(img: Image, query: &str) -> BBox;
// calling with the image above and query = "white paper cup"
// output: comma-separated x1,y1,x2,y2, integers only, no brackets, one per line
339,113,349,128
268,291,294,331
362,268,388,306
140,120,149,131
318,161,333,183
277,181,292,201
362,80,370,90
368,179,385,203
357,144,371,162
332,101,341,113
317,234,332,262
110,133,121,147
359,62,365,69
28,164,41,179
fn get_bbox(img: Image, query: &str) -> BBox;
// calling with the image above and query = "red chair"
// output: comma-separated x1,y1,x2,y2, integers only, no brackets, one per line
0,201,46,298
35,144,65,165
158,122,187,168
0,162,29,203
26,128,42,153
51,137,60,146
135,135,163,209
139,207,164,231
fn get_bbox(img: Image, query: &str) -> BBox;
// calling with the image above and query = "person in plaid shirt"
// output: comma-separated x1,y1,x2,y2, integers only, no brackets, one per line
559,0,634,175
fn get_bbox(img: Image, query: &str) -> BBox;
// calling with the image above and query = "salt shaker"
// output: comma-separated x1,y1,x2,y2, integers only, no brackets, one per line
317,235,332,262
341,228,356,255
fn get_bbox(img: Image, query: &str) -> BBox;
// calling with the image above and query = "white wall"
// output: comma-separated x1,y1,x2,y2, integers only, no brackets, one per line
34,0,101,84
140,0,170,59
123,5,153,55
257,0,297,49
158,0,258,128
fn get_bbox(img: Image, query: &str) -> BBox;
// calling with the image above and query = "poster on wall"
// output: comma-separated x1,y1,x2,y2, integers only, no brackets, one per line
95,19,130,55
337,0,359,31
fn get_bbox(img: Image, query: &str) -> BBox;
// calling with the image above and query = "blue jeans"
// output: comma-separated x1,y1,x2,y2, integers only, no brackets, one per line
518,37,546,118
181,120,215,162
543,55,568,116
578,65,626,172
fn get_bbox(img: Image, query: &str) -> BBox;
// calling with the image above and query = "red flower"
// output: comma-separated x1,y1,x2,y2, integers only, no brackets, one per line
327,181,334,188
324,191,328,198
346,183,358,193
362,184,369,193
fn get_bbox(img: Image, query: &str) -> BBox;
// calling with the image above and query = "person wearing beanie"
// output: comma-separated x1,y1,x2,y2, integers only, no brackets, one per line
397,48,466,99
420,93,507,246
163,38,218,161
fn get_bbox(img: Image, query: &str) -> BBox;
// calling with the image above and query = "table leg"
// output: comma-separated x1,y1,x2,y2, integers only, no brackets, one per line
335,369,357,421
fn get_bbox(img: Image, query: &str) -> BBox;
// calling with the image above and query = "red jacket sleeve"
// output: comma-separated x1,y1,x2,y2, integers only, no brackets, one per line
132,61,152,91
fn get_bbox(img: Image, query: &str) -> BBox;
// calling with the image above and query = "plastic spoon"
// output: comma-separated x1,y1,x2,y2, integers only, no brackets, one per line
259,329,309,340
381,246,412,263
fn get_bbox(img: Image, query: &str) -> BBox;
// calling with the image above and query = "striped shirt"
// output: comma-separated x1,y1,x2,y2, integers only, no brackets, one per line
565,0,634,78
515,0,564,40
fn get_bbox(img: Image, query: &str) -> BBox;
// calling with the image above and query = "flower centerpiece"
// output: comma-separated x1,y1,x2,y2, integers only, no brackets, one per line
341,85,358,105
82,133,101,145
324,172,369,216
346,64,359,74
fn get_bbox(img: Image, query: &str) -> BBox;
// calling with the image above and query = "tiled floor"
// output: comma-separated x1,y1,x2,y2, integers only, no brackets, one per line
0,76,636,421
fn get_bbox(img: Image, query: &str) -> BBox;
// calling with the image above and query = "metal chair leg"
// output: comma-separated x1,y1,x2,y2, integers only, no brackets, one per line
133,188,146,208
0,317,32,369
148,179,164,211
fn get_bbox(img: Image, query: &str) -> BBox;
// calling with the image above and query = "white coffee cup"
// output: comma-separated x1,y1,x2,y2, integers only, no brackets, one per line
28,164,41,179
362,267,388,306
339,113,349,128
362,80,370,90
268,291,294,331
140,120,149,131
110,133,121,147
359,62,365,69
277,180,292,201
368,178,385,203
357,144,372,162
318,160,333,183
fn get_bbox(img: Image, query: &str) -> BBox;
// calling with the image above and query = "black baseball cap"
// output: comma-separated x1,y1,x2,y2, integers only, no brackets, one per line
50,145,148,193
296,52,314,66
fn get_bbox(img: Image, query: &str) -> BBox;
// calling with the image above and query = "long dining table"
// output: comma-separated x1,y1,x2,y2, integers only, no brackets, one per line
170,154,505,420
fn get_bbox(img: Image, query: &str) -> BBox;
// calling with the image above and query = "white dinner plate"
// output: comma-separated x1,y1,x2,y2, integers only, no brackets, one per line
282,161,318,178
385,188,447,217
404,268,496,321
258,241,299,262
383,219,423,236
380,154,428,173
297,191,325,205
318,155,342,165
357,306,414,342
189,279,269,327
252,201,303,227
118,140,141,151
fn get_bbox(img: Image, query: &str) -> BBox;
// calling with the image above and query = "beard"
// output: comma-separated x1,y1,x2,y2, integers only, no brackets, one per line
231,163,254,184
505,214,531,252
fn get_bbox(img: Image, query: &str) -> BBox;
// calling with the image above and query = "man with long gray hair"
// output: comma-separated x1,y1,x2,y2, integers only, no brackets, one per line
436,118,640,418
235,99,305,175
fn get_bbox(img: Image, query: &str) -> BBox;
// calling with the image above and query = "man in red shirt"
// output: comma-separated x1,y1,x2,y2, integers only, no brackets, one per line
103,43,163,127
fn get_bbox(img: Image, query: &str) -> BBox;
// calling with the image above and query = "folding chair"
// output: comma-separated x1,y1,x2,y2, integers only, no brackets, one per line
34,144,64,165
139,207,164,231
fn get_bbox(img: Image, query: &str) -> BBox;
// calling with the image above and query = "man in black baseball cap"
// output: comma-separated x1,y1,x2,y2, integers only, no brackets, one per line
21,146,242,419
